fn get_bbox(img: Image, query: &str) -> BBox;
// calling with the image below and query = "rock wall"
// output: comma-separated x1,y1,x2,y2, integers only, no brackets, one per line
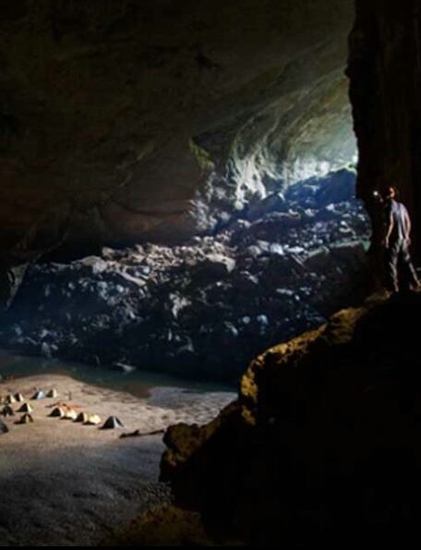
0,0,354,257
348,1,421,260
156,291,421,545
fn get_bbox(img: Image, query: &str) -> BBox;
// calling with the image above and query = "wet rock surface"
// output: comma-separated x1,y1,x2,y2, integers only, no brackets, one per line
0,170,371,383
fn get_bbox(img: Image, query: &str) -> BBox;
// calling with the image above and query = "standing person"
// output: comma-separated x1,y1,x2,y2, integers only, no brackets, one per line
382,186,420,293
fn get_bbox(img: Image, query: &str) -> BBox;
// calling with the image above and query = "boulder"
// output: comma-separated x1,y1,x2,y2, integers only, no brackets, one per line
159,292,421,545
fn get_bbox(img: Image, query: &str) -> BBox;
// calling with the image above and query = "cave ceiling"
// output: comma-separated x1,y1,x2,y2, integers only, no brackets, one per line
0,0,355,256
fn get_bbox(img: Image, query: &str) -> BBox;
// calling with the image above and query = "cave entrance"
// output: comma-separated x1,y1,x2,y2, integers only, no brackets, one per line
181,45,373,366
0,0,372,386
190,54,371,267
192,75,363,233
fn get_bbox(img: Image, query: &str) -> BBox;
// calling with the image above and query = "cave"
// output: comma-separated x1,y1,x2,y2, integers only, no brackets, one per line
0,0,420,547
0,0,371,386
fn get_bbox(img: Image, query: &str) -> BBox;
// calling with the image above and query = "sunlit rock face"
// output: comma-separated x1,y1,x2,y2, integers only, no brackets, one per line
348,1,421,259
196,76,357,232
0,0,354,257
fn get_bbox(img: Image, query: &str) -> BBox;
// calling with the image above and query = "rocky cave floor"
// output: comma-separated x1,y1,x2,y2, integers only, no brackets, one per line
0,169,371,383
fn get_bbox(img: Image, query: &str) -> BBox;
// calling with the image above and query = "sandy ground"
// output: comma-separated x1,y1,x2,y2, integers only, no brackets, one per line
0,375,236,547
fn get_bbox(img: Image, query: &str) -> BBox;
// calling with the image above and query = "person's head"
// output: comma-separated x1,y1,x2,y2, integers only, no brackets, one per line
385,186,398,200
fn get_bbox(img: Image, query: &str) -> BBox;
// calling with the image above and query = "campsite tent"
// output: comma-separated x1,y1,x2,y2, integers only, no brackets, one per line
16,414,34,425
102,416,125,430
0,419,9,434
49,407,65,418
75,412,89,423
47,389,58,398
18,403,33,414
14,394,25,402
85,414,102,426
32,390,46,400
63,409,78,421
1,406,14,417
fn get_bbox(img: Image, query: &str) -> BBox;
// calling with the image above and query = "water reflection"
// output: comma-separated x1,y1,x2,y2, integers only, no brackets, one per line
0,350,234,398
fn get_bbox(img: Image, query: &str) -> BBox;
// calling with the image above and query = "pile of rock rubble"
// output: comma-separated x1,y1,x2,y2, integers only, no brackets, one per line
0,169,372,382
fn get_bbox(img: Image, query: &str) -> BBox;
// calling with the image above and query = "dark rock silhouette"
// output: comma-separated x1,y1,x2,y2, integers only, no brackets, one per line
155,291,421,545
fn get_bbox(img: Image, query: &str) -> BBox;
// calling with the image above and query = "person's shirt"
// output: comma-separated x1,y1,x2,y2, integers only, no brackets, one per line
384,198,408,243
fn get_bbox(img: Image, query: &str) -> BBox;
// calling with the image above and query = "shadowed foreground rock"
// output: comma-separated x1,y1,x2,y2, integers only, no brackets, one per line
108,291,421,545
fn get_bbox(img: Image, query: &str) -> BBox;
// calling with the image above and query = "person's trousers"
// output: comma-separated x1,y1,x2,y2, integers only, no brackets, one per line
385,241,419,292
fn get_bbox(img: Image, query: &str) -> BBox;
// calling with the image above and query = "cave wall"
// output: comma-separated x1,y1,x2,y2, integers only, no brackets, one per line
0,0,354,256
348,0,421,260
156,293,421,545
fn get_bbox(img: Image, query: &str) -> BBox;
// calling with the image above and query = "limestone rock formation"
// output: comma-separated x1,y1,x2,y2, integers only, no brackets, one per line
348,1,421,260
157,291,421,545
0,0,354,261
